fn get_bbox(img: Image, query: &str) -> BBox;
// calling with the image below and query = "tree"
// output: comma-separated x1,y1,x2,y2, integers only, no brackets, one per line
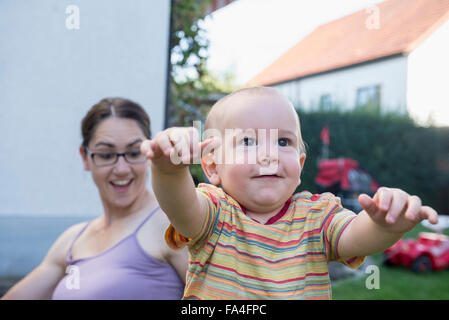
170,0,235,184
169,0,214,127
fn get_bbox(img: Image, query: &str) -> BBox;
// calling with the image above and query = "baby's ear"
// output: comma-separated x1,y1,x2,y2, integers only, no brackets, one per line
201,153,221,186
297,153,307,186
300,153,306,170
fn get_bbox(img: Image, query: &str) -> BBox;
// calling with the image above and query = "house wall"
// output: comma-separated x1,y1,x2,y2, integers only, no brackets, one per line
273,55,408,113
407,18,449,126
0,0,170,217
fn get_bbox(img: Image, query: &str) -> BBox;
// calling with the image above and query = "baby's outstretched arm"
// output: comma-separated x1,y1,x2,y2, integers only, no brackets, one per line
337,187,439,259
141,127,219,239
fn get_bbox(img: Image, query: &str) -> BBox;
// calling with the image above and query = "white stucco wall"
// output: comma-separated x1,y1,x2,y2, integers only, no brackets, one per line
274,55,408,113
0,0,171,217
407,18,449,126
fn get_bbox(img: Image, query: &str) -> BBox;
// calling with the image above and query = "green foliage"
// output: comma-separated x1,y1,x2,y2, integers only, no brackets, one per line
169,0,212,184
170,1,239,184
171,0,211,80
169,0,224,128
297,108,447,210
190,164,206,185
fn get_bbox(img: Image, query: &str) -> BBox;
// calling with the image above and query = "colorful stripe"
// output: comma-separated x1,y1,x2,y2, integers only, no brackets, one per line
166,183,365,300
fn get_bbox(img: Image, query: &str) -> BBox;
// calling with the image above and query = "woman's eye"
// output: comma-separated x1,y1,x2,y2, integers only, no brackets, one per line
242,137,256,146
98,152,114,160
126,150,142,159
278,138,290,147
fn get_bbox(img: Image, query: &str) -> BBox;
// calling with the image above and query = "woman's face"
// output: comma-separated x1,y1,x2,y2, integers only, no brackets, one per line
81,117,149,211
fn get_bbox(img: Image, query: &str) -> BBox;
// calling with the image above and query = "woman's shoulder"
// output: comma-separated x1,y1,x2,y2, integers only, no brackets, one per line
61,221,90,242
44,220,91,266
60,220,91,243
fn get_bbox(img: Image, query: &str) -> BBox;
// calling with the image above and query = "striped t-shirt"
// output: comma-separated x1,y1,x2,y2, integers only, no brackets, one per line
165,183,365,300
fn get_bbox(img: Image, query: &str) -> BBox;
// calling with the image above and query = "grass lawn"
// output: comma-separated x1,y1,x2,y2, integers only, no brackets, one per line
332,224,449,300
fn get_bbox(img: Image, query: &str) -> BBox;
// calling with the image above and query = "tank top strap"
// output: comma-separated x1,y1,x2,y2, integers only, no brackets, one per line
66,221,91,263
134,206,160,233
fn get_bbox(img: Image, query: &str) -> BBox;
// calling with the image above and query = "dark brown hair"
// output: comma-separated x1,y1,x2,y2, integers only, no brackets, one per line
81,97,151,152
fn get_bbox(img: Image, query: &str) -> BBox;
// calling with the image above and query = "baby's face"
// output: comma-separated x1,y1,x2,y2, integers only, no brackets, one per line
209,92,306,214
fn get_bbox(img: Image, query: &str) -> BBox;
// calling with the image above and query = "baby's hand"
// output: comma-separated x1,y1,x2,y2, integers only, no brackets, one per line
358,187,438,234
140,127,219,173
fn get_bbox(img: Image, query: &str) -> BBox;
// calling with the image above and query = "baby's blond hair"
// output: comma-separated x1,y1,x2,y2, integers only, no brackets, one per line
205,86,306,154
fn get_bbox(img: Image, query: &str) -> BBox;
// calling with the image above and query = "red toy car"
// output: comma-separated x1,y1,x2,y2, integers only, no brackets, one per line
315,158,379,212
384,232,449,273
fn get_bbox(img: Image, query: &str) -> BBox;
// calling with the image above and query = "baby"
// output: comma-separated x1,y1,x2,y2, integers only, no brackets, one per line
141,86,438,299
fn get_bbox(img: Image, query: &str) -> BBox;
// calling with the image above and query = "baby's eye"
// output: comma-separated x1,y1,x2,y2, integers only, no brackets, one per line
241,137,256,147
278,138,290,147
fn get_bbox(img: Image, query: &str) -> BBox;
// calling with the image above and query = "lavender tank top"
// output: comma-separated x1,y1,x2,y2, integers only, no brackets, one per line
52,207,184,300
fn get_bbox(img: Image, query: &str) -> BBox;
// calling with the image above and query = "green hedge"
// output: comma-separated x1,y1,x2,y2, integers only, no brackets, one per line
297,108,448,210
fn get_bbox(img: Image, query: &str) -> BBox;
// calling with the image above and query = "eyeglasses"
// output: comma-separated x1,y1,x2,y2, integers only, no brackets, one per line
86,147,147,167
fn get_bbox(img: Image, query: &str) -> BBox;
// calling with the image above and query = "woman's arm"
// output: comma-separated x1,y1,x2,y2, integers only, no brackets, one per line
167,247,189,284
1,223,86,300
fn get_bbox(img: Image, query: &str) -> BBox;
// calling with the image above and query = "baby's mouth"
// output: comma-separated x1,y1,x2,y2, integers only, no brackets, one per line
253,174,281,179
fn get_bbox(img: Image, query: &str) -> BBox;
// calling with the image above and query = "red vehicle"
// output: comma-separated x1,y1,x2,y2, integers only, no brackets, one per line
384,232,449,273
315,158,379,212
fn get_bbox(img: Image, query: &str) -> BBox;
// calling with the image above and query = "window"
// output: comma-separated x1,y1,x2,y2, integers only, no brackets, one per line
319,94,332,110
356,85,381,110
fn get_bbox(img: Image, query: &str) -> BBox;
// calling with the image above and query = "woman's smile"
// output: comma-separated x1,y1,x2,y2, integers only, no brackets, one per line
110,178,134,193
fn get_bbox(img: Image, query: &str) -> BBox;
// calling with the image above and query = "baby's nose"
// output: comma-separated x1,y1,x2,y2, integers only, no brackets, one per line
257,146,279,166
259,156,274,166
257,151,280,176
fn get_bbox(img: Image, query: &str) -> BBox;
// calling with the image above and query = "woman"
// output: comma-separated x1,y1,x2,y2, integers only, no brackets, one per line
2,98,188,299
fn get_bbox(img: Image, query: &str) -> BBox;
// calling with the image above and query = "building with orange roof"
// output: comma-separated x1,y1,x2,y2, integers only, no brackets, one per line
206,0,237,14
248,0,449,124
